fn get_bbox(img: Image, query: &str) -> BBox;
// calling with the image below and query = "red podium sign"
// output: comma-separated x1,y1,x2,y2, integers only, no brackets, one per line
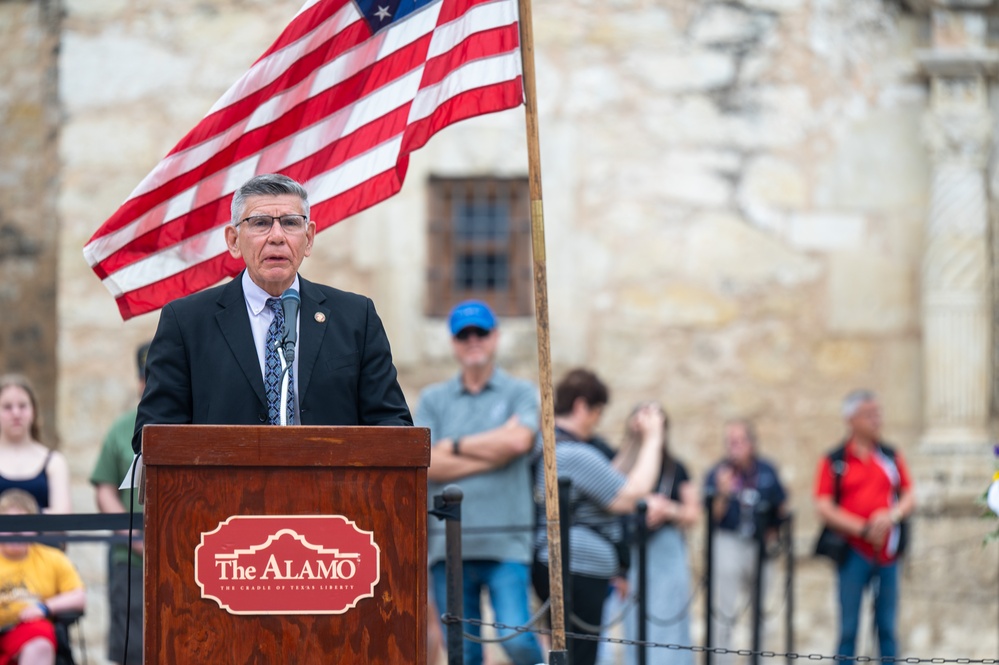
195,515,381,615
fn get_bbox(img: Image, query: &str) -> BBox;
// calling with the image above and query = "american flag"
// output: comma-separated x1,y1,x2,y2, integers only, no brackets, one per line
84,0,524,320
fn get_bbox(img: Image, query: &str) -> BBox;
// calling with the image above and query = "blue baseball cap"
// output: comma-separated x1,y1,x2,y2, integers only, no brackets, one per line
448,300,497,336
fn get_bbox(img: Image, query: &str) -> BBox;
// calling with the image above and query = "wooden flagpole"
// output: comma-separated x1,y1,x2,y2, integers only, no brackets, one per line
516,0,569,661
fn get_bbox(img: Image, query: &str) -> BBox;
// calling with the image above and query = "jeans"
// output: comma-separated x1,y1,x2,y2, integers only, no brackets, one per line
431,560,544,665
837,548,898,658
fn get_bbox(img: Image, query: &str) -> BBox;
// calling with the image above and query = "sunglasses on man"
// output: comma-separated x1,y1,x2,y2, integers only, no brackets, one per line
454,327,492,341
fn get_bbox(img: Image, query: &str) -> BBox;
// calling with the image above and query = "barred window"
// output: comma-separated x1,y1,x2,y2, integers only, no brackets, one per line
426,176,533,317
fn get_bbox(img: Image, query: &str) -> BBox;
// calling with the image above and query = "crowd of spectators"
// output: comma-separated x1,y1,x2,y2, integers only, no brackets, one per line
426,301,916,665
0,300,916,665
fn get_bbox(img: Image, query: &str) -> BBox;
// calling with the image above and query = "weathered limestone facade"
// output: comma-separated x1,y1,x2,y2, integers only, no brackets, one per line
0,0,60,438
0,0,994,660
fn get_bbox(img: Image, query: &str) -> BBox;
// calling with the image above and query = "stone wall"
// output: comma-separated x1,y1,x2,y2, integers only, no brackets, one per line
36,0,999,661
0,0,60,441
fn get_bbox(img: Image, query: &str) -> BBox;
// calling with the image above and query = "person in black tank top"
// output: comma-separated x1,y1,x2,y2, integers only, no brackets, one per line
0,375,71,513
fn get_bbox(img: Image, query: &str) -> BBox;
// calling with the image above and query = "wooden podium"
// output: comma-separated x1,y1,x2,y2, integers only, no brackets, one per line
141,425,430,663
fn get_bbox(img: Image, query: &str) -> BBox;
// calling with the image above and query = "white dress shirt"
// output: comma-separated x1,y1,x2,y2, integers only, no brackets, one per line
241,271,301,424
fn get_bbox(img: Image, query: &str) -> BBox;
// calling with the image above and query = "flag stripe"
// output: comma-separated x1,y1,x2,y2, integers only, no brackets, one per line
426,0,516,59
252,0,342,63
85,0,523,319
404,75,523,154
420,25,519,93
194,5,370,147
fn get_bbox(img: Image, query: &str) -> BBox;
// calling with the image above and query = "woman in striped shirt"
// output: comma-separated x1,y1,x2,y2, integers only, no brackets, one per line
533,369,671,665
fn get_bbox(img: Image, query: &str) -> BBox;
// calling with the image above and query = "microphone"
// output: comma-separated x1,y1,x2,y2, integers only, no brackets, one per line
280,288,301,363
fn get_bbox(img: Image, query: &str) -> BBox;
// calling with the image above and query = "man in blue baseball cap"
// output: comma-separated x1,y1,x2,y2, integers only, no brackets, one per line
416,300,543,665
447,299,497,336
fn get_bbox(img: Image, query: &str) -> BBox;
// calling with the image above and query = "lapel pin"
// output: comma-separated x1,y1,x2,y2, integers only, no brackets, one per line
315,312,326,323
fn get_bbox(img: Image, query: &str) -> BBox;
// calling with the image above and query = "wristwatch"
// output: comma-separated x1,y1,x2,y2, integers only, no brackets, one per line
452,438,462,456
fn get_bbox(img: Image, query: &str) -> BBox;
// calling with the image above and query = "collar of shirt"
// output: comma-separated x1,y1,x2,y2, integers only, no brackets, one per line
844,438,880,462
449,367,502,395
242,271,301,317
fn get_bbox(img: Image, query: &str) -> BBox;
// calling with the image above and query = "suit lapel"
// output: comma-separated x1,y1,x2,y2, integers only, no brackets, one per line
298,276,331,403
215,275,268,408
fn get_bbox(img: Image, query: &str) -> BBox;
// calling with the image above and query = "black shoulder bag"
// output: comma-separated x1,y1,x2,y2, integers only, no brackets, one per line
814,446,850,565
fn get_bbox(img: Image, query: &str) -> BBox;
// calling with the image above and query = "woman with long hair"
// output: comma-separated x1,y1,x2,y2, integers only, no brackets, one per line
0,375,71,513
616,402,701,665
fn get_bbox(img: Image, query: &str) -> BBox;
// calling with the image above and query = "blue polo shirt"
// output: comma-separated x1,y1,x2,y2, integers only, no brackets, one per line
416,368,540,566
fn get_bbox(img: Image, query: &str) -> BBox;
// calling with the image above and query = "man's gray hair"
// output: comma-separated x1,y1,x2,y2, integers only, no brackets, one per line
231,173,310,225
841,389,877,420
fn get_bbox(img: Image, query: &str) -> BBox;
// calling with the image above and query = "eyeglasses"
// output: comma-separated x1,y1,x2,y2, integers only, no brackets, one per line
236,214,309,235
454,327,492,341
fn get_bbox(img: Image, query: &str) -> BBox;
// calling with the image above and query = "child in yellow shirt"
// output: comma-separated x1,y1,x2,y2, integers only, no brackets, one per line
0,489,84,665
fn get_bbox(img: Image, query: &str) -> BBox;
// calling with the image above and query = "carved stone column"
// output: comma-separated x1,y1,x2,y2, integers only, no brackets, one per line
918,8,997,448
922,106,991,445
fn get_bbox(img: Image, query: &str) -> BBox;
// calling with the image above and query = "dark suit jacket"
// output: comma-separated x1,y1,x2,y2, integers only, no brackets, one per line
132,273,412,452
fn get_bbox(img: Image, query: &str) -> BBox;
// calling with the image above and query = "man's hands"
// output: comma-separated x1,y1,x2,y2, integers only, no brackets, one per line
714,465,736,498
861,508,894,548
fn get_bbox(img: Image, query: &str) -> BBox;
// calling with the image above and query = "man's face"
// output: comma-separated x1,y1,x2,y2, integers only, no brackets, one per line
848,399,882,440
724,423,754,468
225,193,316,296
451,326,499,370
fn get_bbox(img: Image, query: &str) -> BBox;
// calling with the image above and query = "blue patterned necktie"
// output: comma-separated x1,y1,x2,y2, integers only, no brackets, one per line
264,297,295,425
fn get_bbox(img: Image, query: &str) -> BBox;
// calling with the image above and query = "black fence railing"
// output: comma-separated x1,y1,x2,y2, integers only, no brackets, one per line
432,479,796,665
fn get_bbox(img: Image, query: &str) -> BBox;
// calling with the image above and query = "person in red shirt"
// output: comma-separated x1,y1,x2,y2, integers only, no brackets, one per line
814,390,916,658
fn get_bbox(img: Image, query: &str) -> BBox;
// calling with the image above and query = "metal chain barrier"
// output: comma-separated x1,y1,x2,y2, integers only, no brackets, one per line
447,598,552,644
442,614,999,664
645,581,699,628
709,599,753,628
568,594,637,633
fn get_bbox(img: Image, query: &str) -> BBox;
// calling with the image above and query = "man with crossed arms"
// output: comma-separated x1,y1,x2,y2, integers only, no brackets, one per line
416,300,544,665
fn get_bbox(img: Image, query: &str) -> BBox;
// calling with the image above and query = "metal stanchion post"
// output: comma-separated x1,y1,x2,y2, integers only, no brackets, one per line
704,493,714,665
636,500,649,665
430,485,465,665
557,477,573,665
785,514,794,665
751,504,768,665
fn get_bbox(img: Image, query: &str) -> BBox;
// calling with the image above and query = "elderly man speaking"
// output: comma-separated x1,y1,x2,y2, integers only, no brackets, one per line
132,173,411,453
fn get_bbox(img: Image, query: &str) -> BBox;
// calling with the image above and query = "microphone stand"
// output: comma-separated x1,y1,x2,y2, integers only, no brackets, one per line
276,342,293,426
275,287,300,427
